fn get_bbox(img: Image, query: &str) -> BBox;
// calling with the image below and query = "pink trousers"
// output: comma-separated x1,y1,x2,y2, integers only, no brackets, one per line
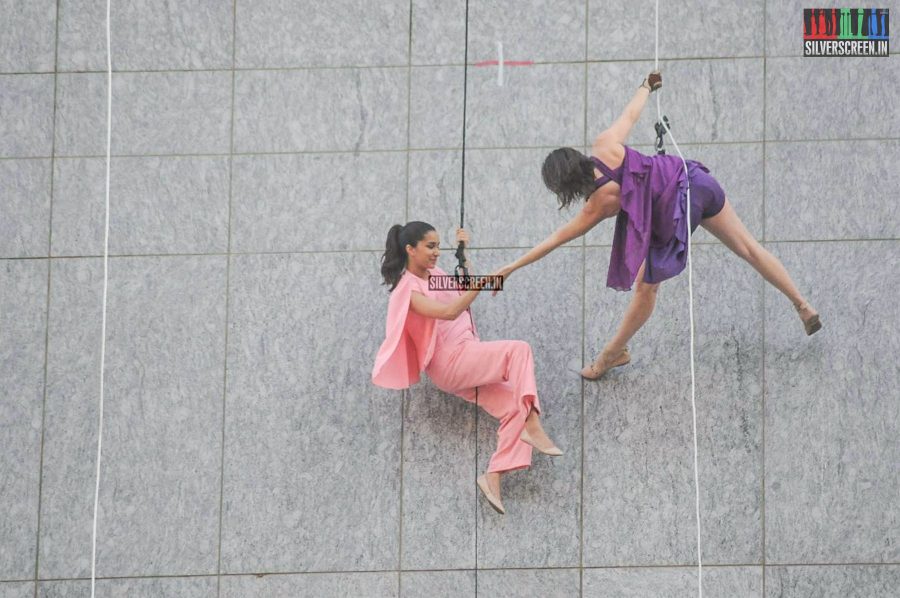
426,339,541,473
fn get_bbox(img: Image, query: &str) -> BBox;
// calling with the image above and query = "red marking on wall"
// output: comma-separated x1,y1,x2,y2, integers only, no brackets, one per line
474,60,534,67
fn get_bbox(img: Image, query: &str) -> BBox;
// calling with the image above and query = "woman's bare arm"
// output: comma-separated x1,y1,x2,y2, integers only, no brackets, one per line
408,226,485,321
596,86,650,146
409,288,482,320
504,200,607,274
595,71,660,146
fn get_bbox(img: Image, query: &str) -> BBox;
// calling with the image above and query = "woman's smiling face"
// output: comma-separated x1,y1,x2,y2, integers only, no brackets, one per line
407,230,440,270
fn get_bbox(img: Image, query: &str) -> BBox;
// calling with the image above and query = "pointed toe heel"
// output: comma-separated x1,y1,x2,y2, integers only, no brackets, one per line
581,346,631,380
519,429,563,457
476,475,505,514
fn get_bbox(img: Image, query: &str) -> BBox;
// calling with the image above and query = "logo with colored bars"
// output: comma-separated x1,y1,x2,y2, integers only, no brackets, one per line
803,8,890,56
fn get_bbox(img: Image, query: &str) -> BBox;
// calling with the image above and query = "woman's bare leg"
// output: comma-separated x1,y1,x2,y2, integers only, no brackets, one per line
700,199,817,321
582,262,659,377
605,261,660,352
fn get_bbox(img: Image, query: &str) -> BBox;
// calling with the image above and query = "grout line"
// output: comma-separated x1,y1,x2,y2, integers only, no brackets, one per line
6,135,900,162
398,389,407,583
761,0,768,249
214,1,239,596
4,49,898,76
760,259,767,597
761,1,768,595
404,5,413,224
2,237,898,263
579,235,587,594
398,1,414,590
33,2,63,594
10,560,900,585
580,1,590,595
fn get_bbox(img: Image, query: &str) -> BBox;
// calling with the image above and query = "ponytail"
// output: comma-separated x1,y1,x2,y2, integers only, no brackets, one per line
380,221,436,291
381,224,406,292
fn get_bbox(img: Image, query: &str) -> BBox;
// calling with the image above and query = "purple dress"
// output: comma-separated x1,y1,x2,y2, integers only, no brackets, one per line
591,145,726,291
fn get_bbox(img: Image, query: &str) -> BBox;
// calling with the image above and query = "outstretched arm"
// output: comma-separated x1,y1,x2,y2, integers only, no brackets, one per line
595,71,661,146
501,200,607,276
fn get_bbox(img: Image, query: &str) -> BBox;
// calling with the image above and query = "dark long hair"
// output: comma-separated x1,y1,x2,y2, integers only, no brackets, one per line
380,221,436,292
541,147,596,210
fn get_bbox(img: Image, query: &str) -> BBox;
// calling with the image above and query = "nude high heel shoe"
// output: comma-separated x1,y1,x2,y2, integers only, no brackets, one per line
519,429,563,457
476,475,505,514
794,302,822,336
581,346,631,380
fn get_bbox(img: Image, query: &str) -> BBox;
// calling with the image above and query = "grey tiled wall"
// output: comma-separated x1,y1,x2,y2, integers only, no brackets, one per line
1,1,898,597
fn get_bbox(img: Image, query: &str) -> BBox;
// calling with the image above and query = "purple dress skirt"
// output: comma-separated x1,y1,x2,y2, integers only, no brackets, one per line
591,146,726,290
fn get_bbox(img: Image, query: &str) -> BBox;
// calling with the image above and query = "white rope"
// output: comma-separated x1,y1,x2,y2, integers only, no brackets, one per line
654,1,703,595
91,0,112,595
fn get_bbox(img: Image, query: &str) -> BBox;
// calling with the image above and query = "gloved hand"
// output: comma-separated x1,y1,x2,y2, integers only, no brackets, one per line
642,70,662,92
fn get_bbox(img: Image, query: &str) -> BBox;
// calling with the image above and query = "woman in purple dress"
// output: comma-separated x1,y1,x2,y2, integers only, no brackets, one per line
496,71,822,380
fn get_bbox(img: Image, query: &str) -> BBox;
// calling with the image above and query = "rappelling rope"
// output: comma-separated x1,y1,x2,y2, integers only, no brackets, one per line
653,1,704,595
457,0,481,591
90,0,112,596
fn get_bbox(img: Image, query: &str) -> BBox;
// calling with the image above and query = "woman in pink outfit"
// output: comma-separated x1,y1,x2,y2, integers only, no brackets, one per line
372,221,561,514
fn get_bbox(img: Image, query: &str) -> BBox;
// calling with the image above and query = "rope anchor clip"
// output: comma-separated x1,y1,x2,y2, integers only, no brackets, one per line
454,242,470,287
654,115,671,155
